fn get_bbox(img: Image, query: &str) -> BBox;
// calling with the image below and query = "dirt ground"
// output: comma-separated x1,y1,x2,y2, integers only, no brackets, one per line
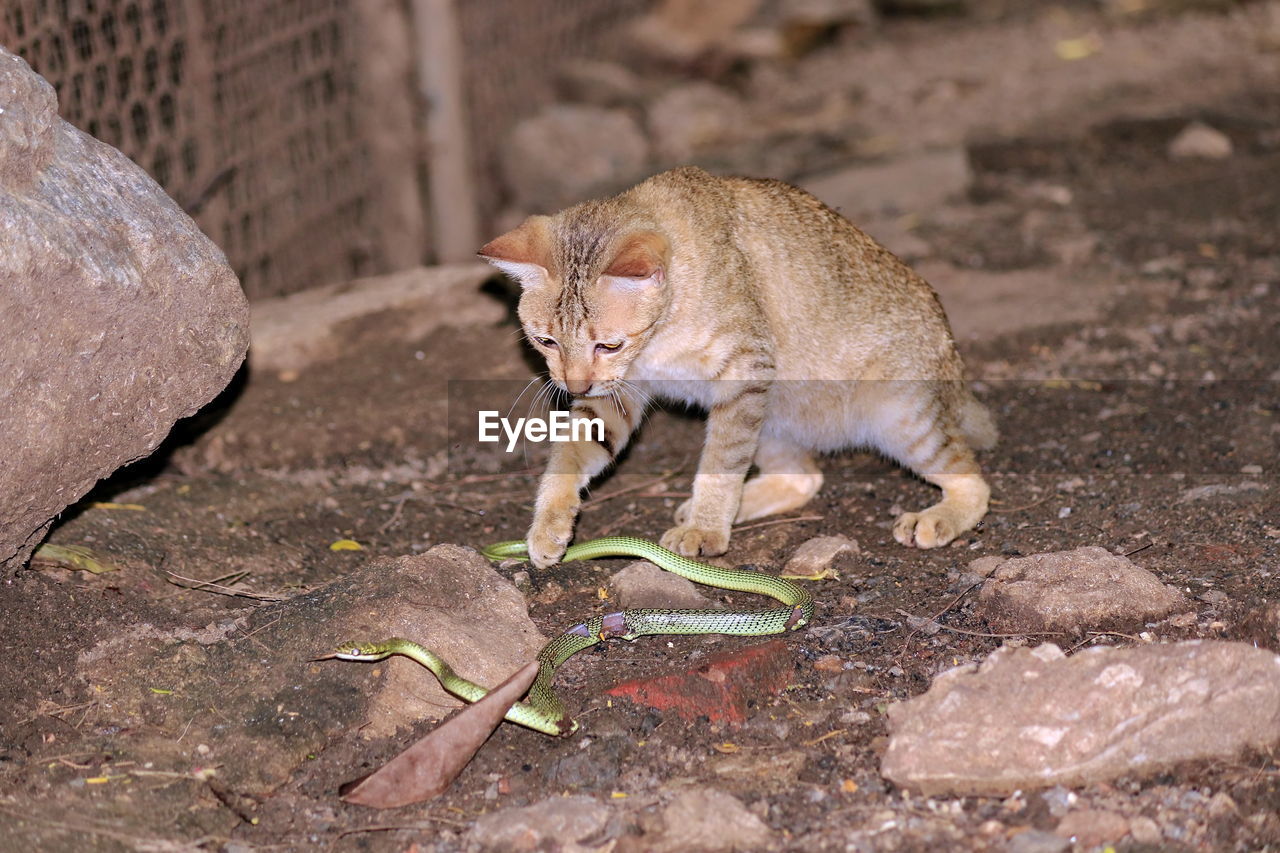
3,4,1279,852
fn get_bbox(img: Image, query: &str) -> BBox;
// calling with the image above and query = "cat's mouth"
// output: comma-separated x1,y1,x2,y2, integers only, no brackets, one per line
557,380,615,399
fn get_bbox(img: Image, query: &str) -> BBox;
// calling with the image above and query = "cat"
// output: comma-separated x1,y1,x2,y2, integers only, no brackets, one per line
480,166,996,569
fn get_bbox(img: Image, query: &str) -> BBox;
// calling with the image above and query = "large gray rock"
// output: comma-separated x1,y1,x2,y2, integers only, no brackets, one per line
882,641,1280,797
0,48,248,573
975,547,1188,634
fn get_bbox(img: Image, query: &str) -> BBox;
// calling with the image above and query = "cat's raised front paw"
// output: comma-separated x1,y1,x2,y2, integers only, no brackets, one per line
527,513,574,568
892,509,958,549
660,524,730,558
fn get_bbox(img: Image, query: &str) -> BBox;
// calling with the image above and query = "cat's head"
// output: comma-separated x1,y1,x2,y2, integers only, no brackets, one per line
480,214,670,398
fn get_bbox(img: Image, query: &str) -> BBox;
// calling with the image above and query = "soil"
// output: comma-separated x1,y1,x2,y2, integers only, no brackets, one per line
3,4,1279,851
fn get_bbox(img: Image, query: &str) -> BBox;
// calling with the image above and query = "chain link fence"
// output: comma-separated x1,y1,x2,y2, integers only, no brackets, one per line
1,0,648,299
455,0,648,228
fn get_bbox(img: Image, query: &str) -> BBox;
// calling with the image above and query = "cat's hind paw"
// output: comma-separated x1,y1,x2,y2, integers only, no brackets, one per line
892,509,959,549
660,524,730,558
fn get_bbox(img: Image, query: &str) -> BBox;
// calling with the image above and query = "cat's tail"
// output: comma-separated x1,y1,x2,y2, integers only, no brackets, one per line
960,394,998,451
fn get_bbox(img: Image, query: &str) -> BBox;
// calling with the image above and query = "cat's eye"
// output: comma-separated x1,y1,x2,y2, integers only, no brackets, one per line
595,341,623,353
532,336,557,348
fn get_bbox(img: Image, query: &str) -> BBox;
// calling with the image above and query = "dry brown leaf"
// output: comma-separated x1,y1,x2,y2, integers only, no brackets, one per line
340,660,540,809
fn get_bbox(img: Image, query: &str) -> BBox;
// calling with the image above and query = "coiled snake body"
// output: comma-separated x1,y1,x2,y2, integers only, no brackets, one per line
326,536,814,735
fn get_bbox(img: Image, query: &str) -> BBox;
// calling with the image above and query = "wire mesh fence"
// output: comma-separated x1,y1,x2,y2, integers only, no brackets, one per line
1,0,647,299
455,0,648,228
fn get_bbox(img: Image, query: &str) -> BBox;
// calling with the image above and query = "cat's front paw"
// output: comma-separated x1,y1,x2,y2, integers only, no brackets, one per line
527,512,575,568
672,498,694,525
892,509,958,549
660,524,730,558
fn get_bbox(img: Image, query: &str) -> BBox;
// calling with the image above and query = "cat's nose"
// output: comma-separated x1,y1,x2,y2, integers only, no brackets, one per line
565,377,593,395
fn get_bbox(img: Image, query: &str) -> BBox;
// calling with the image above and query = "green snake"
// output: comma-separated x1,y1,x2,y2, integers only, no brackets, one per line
325,536,814,736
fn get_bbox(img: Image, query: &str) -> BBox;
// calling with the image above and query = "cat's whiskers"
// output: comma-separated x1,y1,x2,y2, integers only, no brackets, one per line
505,376,541,422
616,378,651,409
521,376,558,469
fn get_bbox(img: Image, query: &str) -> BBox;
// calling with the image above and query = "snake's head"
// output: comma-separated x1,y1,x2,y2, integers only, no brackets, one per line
315,640,385,662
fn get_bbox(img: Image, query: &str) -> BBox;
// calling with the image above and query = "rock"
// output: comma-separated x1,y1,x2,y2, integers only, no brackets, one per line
650,787,773,852
630,0,764,64
968,555,1004,578
1168,121,1234,160
249,264,500,373
1055,809,1129,846
0,48,249,574
802,149,971,219
647,82,749,163
609,561,718,610
975,547,1187,634
783,534,859,578
606,639,793,726
1007,829,1070,853
501,105,649,212
1128,815,1162,844
469,795,611,852
782,0,876,28
631,0,873,63
557,60,647,107
882,641,1280,797
76,545,547,791
1177,481,1268,503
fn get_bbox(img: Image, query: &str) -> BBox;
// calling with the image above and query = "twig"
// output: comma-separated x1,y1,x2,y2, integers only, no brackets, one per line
1065,630,1143,653
338,816,469,836
898,581,983,650
427,469,539,487
1124,542,1154,557
0,805,220,850
802,728,847,747
176,714,198,743
164,571,284,602
164,569,247,591
732,514,824,533
594,510,641,538
581,470,681,509
235,615,282,641
899,613,1062,640
433,499,487,516
57,757,93,769
378,493,413,534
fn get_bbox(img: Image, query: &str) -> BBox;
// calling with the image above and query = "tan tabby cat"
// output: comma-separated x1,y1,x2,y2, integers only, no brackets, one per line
481,166,996,569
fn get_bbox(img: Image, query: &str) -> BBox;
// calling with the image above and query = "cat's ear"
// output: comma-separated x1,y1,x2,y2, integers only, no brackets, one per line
601,231,668,290
478,217,552,288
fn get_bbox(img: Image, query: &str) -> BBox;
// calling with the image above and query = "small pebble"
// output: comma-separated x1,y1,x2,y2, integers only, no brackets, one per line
1168,121,1234,160
1129,815,1162,844
1008,828,1070,853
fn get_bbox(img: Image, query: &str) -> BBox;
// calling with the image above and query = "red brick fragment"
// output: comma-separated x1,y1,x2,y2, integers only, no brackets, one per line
604,639,794,725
